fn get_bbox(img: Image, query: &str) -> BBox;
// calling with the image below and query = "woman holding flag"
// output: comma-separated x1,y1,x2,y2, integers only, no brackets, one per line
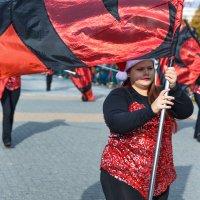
100,59,193,200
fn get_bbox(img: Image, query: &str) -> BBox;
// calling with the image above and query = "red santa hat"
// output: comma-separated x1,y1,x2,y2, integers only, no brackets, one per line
116,59,158,81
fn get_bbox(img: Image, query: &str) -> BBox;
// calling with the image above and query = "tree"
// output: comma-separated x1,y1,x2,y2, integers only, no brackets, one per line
190,8,200,38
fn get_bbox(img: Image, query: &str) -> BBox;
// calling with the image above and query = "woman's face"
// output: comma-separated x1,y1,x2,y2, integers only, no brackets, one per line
129,60,155,89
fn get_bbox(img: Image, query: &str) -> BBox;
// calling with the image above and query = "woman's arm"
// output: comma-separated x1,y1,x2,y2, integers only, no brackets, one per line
103,88,155,134
163,67,193,119
169,84,194,119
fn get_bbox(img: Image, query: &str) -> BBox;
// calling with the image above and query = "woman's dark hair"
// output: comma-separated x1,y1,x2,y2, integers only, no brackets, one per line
195,76,200,85
147,81,162,104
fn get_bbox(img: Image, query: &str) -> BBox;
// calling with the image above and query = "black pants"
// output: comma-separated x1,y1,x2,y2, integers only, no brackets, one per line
46,74,53,91
100,170,169,200
194,93,200,138
1,88,20,143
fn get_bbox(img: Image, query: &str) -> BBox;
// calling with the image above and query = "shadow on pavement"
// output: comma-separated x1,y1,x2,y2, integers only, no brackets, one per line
81,181,105,200
169,165,192,200
12,120,69,147
177,120,194,131
81,166,192,200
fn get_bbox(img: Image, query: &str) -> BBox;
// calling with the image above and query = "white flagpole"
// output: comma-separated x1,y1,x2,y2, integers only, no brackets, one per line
148,57,173,200
97,65,119,73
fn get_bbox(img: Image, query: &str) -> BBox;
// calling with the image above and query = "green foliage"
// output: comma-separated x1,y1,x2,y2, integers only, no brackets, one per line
190,8,200,38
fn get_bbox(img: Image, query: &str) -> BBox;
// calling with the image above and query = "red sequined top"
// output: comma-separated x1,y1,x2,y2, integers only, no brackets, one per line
101,101,177,199
6,76,21,91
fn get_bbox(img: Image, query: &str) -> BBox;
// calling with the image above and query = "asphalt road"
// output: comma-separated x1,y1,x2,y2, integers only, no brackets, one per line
0,74,199,200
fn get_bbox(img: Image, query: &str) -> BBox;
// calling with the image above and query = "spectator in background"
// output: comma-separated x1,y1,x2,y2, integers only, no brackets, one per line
46,69,54,91
97,65,109,86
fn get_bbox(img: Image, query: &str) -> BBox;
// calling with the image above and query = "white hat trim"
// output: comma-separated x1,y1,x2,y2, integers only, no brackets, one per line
116,71,128,81
116,59,157,81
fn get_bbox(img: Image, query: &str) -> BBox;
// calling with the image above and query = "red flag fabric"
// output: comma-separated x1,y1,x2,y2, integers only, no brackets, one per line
158,21,200,86
0,25,47,78
0,77,9,99
174,22,200,85
70,67,95,101
0,0,184,77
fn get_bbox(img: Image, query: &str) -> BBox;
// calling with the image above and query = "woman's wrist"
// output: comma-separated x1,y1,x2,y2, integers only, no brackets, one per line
151,103,159,114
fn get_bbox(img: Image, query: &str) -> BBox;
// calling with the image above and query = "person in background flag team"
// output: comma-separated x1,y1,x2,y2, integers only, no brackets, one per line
1,76,21,148
70,67,95,102
46,69,54,91
192,76,200,142
100,59,193,200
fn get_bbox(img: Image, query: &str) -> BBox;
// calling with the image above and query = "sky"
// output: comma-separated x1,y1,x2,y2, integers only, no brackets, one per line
183,0,200,21
184,0,200,8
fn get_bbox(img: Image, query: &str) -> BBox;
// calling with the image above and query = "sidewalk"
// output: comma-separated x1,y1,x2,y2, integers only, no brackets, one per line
0,74,199,200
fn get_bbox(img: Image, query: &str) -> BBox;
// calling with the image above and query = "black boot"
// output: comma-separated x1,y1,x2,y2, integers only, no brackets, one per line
3,134,12,148
3,138,11,148
46,86,51,91
197,133,200,142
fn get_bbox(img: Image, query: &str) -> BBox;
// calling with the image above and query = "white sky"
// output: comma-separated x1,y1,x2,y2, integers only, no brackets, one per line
184,0,200,8
183,0,200,21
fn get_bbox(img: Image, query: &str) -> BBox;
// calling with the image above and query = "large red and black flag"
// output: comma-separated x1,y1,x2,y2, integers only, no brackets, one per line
157,20,200,86
174,21,200,85
0,0,183,77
